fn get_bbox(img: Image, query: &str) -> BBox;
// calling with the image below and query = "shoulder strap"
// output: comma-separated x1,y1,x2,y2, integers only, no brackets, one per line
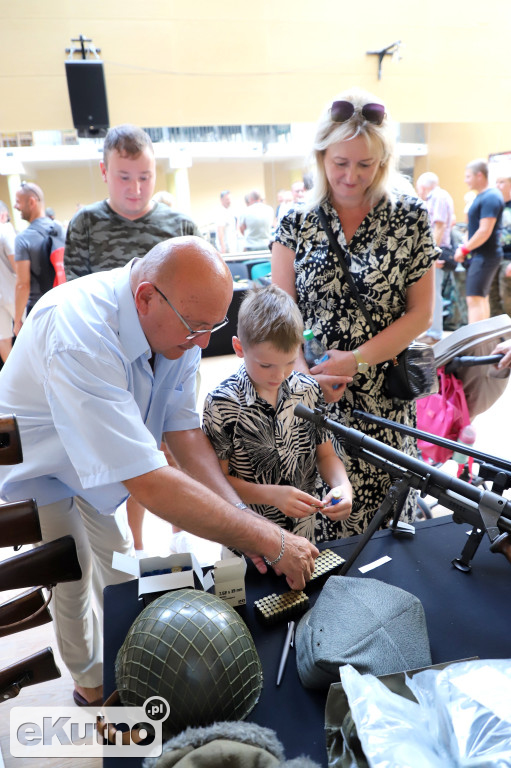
316,206,377,335
29,219,49,237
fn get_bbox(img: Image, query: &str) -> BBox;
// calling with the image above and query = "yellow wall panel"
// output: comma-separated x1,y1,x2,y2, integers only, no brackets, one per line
1,1,511,129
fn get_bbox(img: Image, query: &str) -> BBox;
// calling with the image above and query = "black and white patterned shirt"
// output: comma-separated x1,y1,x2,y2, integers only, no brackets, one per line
202,365,330,542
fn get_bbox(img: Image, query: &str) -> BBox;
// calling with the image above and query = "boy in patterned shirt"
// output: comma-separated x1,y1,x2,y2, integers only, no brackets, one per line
202,284,352,543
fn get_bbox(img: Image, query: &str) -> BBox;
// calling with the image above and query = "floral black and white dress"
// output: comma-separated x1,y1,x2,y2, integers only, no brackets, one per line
275,194,437,537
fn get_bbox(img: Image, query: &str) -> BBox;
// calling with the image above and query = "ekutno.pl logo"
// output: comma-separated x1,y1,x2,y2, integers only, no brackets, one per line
10,696,170,758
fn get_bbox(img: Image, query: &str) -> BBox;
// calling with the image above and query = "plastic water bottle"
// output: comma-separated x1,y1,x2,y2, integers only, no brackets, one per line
452,424,476,464
303,329,329,367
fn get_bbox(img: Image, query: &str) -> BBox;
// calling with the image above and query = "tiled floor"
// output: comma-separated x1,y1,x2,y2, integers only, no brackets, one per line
0,351,509,767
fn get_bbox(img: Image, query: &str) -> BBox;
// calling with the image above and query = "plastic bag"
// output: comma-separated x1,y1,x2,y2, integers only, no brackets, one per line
406,659,511,766
340,664,454,768
339,660,511,768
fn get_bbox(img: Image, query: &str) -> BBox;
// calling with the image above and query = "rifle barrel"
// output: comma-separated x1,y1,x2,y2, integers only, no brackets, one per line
294,404,511,537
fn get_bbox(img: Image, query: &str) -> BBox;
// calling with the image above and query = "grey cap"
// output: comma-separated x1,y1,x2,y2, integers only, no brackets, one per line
295,576,431,689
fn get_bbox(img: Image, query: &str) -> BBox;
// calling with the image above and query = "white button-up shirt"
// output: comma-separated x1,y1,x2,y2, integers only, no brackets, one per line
0,261,200,514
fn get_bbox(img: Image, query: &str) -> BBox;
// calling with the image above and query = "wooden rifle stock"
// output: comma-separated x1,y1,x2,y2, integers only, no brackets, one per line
0,535,82,592
0,588,52,638
490,533,511,563
0,414,23,465
0,498,41,547
0,648,61,701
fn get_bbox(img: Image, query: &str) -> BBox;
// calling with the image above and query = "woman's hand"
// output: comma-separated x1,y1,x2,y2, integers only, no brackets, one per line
321,483,353,521
310,349,355,402
271,485,325,518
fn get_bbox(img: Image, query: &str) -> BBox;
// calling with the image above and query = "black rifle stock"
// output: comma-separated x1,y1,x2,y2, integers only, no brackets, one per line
0,648,61,701
0,498,41,548
0,414,23,465
294,404,511,565
0,535,82,592
0,588,52,638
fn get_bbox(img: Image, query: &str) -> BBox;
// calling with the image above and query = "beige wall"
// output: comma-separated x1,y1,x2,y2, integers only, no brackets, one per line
414,123,511,221
1,1,511,131
2,2,511,225
0,158,297,230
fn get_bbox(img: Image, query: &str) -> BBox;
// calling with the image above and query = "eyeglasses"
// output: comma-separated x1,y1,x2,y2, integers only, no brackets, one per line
151,284,228,340
20,181,41,200
330,101,386,126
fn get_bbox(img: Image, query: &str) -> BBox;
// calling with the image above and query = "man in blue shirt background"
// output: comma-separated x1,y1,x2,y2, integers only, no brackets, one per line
454,159,504,323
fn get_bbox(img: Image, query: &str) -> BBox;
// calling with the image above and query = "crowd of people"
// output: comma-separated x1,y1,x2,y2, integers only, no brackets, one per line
1,93,510,709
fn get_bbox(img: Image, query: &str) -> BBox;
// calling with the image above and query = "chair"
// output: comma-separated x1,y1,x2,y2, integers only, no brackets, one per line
249,261,271,283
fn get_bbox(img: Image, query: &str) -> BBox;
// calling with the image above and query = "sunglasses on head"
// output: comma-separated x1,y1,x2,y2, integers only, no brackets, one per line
330,101,386,126
20,181,41,200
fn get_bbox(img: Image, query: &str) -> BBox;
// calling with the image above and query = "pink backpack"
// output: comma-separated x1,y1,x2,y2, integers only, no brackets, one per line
416,367,471,464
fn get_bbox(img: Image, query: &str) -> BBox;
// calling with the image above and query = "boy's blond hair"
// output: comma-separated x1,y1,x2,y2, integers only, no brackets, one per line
237,284,304,351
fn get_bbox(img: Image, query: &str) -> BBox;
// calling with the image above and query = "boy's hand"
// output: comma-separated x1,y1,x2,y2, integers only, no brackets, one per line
322,484,353,521
272,485,325,519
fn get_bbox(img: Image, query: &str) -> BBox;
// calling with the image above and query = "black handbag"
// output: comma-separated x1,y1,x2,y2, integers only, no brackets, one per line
316,207,438,401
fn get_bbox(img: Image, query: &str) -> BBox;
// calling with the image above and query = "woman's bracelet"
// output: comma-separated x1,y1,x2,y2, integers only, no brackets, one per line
460,244,471,256
263,529,285,567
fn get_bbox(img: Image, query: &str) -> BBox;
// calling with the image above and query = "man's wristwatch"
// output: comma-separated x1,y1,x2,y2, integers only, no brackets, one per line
352,348,369,374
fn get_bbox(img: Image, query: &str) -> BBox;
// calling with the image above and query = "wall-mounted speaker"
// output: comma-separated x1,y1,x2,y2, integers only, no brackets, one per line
65,60,110,138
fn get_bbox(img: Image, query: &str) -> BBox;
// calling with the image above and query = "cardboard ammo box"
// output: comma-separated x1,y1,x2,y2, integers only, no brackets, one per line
112,551,206,605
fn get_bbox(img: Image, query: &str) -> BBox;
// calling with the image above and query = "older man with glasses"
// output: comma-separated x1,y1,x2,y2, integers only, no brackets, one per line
0,235,318,708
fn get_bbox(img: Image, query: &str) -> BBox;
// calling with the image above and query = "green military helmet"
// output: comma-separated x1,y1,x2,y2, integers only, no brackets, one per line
115,588,263,737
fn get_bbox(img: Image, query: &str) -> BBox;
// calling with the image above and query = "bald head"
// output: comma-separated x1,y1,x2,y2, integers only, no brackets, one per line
132,236,233,359
133,235,231,292
15,182,45,223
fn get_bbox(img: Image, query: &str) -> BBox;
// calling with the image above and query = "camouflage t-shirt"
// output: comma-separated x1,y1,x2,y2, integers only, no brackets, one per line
64,200,201,280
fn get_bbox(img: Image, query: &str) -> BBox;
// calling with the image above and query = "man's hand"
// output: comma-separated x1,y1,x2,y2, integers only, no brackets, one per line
273,531,319,590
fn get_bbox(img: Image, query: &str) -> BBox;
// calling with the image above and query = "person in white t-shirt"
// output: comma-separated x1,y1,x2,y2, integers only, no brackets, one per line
239,191,274,251
215,190,239,254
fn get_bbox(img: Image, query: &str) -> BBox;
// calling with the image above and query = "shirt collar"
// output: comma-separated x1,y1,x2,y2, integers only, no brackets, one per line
114,261,152,364
238,364,293,407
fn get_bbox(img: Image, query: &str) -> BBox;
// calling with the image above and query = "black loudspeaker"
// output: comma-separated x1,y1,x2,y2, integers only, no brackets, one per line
65,60,110,138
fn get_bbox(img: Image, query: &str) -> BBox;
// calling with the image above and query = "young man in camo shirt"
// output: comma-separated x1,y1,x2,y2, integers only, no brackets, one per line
64,124,201,553
64,123,200,279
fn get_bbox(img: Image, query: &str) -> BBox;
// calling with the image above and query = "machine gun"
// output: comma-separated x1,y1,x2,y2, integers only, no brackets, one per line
0,648,61,701
294,404,511,574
